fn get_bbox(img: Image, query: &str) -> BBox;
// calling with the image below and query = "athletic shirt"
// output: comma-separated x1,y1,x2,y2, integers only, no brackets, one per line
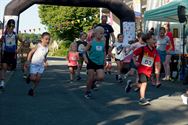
3,32,17,52
88,39,105,65
156,36,169,51
76,40,87,56
133,46,160,77
113,41,125,60
31,43,48,65
67,51,79,66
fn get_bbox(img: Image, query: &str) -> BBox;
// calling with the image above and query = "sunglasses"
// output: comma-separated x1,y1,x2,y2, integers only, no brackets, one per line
8,24,15,28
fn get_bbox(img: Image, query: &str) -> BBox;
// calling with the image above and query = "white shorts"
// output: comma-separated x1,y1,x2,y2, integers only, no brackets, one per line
30,64,45,74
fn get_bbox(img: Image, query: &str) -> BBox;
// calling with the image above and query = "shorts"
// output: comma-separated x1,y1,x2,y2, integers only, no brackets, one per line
30,64,45,74
115,58,121,61
138,73,149,83
121,62,130,74
87,58,104,70
157,50,166,63
68,66,77,70
2,51,16,65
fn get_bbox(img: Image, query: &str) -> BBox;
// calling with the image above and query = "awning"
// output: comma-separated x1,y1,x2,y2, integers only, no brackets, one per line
144,0,188,22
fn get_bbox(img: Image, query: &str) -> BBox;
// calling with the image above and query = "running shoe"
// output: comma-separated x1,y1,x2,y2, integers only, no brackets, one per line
181,94,188,105
77,76,81,81
0,81,5,89
26,75,30,84
125,80,132,93
28,89,34,96
91,81,98,91
84,91,92,99
139,98,150,106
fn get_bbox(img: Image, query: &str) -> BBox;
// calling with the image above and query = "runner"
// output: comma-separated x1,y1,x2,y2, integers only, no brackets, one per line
110,33,125,83
76,32,87,80
25,32,50,96
0,19,23,89
67,42,79,82
18,38,31,79
84,26,105,99
125,32,161,106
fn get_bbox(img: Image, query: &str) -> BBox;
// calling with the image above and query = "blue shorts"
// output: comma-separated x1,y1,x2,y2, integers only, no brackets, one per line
157,50,166,63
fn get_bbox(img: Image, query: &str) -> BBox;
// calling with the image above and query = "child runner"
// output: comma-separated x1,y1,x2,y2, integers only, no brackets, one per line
67,42,79,82
125,32,161,106
19,39,31,79
76,32,87,80
25,32,50,96
104,53,112,74
84,26,106,99
110,34,125,83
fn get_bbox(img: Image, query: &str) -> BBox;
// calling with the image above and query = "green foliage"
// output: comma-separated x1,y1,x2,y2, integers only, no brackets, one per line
19,33,41,43
49,40,72,57
38,5,99,41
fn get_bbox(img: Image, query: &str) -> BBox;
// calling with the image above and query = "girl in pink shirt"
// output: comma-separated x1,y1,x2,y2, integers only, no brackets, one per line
67,42,79,82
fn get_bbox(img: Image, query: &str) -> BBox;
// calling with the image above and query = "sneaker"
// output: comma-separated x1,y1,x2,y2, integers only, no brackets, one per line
26,75,30,84
115,75,118,80
23,74,27,79
181,94,188,105
28,89,34,96
118,78,123,83
91,81,98,91
139,98,150,106
125,80,132,93
84,91,92,99
0,81,5,89
77,76,81,81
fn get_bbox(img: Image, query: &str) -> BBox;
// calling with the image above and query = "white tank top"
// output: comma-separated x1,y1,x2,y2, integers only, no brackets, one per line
31,43,48,65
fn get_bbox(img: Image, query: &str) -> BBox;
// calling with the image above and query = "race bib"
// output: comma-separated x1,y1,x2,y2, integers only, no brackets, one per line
141,55,154,67
71,56,77,61
96,46,102,51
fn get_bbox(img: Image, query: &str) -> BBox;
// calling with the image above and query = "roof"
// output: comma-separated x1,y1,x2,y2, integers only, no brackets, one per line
144,0,188,22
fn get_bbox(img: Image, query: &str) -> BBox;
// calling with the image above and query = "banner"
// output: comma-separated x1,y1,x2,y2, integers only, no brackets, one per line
133,0,141,17
123,22,135,45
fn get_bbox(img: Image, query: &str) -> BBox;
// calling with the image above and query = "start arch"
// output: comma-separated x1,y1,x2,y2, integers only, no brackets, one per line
4,0,135,44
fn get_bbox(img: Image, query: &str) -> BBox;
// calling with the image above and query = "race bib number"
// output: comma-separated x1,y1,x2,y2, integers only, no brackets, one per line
141,56,154,67
96,46,102,51
71,56,77,61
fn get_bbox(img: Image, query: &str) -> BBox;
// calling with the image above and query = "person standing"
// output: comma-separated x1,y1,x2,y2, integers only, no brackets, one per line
125,32,161,106
156,27,172,80
25,32,50,96
164,23,175,80
98,15,115,54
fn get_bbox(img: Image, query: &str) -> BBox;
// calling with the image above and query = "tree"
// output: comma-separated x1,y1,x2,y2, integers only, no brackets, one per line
38,5,99,41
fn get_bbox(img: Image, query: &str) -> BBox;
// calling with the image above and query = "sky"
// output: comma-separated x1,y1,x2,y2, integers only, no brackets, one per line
0,0,46,34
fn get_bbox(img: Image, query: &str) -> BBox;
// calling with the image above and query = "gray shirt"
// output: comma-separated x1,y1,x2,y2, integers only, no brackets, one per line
156,36,170,51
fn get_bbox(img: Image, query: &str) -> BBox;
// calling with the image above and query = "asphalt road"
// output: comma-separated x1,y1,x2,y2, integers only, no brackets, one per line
0,57,188,125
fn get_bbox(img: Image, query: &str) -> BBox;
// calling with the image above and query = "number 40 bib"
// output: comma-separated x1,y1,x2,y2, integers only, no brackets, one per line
141,55,154,67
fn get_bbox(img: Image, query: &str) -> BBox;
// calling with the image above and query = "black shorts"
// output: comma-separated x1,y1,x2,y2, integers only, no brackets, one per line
138,73,149,83
115,58,121,61
1,51,16,65
68,66,77,70
87,58,104,70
